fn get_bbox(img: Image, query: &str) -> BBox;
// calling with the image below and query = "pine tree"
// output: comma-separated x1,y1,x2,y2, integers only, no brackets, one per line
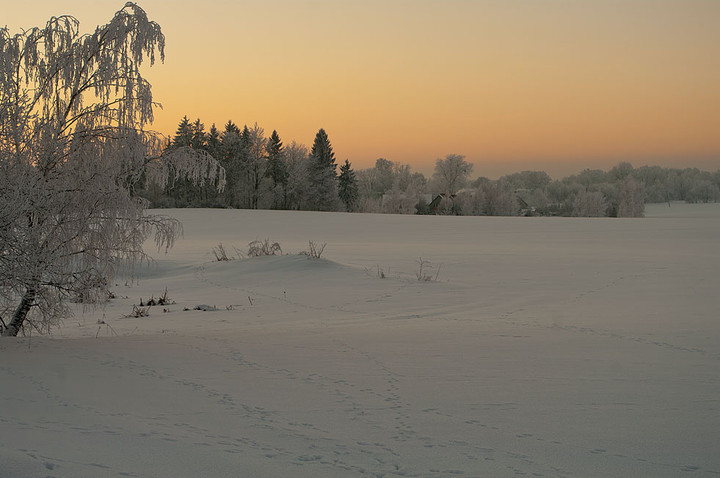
307,128,341,211
266,130,288,209
338,159,359,212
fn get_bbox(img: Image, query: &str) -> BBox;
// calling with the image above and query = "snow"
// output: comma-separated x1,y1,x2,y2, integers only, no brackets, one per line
1,203,719,477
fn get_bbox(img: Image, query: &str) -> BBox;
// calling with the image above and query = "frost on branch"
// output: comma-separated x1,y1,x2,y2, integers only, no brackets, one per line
0,3,223,336
146,146,226,192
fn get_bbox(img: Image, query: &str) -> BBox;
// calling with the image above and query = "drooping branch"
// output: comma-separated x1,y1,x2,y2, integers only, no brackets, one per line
0,3,222,336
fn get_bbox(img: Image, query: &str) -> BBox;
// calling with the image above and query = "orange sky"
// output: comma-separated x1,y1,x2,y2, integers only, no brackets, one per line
5,0,720,177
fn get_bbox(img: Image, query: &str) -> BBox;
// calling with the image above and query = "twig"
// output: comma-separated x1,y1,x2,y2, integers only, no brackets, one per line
106,322,118,337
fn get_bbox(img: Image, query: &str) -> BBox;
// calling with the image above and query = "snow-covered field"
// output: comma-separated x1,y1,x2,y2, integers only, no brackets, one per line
2,203,719,478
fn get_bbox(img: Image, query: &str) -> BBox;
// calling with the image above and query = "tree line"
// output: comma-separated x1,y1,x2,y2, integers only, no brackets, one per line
141,117,358,212
143,117,720,218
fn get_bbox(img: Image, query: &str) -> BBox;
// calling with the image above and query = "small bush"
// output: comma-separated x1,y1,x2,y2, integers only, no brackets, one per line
416,258,441,282
247,239,282,257
212,243,232,261
302,240,326,259
139,288,174,307
127,305,150,318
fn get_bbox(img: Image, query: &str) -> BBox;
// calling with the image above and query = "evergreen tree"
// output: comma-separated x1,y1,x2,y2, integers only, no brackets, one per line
338,159,359,212
307,128,341,211
172,116,193,147
206,124,221,160
219,121,244,208
232,124,254,208
190,119,207,149
266,130,289,209
224,120,241,136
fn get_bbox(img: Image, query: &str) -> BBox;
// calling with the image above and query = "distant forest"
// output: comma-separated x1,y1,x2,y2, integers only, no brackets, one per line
140,117,720,218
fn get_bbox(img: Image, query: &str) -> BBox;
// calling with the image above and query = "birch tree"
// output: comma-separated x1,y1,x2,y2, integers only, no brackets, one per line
0,3,223,336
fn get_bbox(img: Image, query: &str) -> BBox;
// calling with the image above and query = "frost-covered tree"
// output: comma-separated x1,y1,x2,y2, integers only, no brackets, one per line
355,159,427,213
609,161,635,182
307,128,340,211
500,170,552,191
338,159,359,212
431,154,473,195
244,123,269,209
572,190,608,217
374,158,396,194
161,116,218,206
0,3,223,336
617,177,645,217
480,181,519,216
284,141,310,210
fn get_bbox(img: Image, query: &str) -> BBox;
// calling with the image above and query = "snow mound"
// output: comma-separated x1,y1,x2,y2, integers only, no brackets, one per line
199,254,357,288
194,254,409,316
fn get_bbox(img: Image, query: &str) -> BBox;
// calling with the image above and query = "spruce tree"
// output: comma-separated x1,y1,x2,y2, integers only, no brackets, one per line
266,130,289,209
233,124,258,209
307,128,341,211
190,118,207,149
206,124,221,160
172,116,193,147
219,121,243,208
338,159,359,212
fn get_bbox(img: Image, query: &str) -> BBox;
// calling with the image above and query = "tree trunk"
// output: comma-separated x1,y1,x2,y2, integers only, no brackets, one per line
1,288,36,337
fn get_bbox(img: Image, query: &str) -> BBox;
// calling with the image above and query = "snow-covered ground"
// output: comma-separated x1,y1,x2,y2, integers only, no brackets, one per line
2,202,719,478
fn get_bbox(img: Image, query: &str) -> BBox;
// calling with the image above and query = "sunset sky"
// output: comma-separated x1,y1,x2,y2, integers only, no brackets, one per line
4,0,720,177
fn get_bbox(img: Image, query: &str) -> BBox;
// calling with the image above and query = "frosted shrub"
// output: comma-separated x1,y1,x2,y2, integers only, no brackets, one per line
247,239,282,257
416,258,441,282
212,243,232,261
302,241,327,259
